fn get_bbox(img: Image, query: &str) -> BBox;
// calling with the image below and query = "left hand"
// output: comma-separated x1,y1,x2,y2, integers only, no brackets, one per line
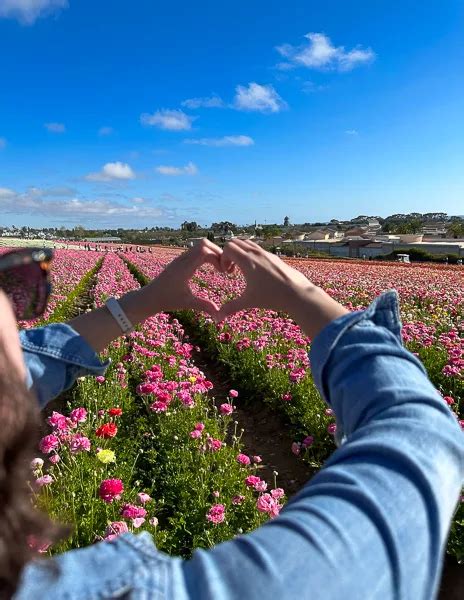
134,239,229,318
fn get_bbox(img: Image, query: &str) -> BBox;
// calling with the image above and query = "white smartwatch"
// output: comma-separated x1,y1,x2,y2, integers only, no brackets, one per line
105,297,134,334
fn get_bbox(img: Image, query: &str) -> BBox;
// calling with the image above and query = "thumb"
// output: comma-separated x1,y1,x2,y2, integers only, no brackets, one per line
186,294,220,317
215,293,251,323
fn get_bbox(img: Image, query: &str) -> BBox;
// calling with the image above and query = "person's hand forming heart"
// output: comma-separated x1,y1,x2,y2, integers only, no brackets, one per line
141,238,233,318
216,239,348,339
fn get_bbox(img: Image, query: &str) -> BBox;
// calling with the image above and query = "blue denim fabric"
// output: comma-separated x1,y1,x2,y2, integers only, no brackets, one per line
15,292,464,600
20,323,110,407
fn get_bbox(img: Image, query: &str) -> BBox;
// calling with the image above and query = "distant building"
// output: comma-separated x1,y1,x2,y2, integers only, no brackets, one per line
83,236,122,242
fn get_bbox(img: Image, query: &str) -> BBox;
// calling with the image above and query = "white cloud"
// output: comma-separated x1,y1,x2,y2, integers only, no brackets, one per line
0,0,68,25
345,129,359,136
181,95,225,109
44,122,66,133
233,82,287,113
0,186,172,222
0,137,6,149
184,135,254,147
276,32,375,72
140,109,195,131
156,162,198,176
86,162,136,182
0,187,16,198
98,126,114,136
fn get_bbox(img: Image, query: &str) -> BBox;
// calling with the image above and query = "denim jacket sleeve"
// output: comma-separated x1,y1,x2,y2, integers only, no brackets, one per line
20,323,110,408
16,291,464,600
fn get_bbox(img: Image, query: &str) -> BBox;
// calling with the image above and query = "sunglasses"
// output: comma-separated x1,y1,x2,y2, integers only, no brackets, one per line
0,248,53,320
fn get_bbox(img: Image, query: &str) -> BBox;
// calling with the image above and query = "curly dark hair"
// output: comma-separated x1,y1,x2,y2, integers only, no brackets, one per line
0,360,65,599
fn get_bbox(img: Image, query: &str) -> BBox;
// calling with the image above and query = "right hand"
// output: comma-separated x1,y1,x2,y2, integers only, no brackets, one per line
217,240,348,338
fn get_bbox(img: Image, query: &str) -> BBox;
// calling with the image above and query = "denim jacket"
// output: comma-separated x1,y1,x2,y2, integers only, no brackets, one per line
15,292,464,599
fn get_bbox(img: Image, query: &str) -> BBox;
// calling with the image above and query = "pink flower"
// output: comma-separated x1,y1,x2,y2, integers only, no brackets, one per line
47,411,68,431
69,434,91,454
245,475,261,488
229,389,239,398
70,407,87,423
99,479,124,503
132,517,146,528
254,480,268,493
256,494,282,518
281,393,292,402
95,376,106,384
49,454,61,464
327,423,337,435
236,453,251,466
104,521,129,541
212,490,220,498
232,495,245,505
150,400,168,413
291,442,301,456
120,503,147,520
325,408,334,416
302,435,314,448
39,434,60,454
190,429,202,439
207,438,222,452
271,488,285,500
137,492,152,504
35,474,53,487
219,403,234,415
194,422,205,432
149,517,159,527
252,455,262,464
206,504,225,525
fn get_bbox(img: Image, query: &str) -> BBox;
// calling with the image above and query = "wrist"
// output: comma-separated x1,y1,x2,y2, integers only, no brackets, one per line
288,285,349,339
119,286,158,326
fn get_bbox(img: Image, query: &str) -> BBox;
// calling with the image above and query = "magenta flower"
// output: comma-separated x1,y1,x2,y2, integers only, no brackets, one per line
69,434,91,454
47,411,68,431
70,407,87,423
207,437,222,452
236,453,251,466
327,423,337,435
190,429,202,439
99,478,124,503
120,503,147,520
229,389,239,398
219,403,234,415
39,434,60,454
302,435,314,448
206,504,225,525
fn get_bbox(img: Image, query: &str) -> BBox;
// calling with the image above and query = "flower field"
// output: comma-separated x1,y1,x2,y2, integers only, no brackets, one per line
17,248,463,562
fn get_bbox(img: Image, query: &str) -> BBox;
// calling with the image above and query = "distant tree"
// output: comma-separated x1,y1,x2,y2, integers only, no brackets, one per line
181,221,198,232
262,224,282,239
283,216,290,227
447,222,464,238
206,231,215,242
211,221,237,234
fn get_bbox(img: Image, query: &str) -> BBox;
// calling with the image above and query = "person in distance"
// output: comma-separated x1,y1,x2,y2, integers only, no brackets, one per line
0,240,462,599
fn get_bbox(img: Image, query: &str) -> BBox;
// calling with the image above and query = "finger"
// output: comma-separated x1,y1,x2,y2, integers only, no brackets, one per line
178,241,223,277
221,241,253,274
186,293,220,316
215,291,252,322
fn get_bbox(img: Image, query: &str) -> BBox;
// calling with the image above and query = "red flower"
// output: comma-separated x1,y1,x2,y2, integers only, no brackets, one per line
95,423,118,438
108,407,123,417
99,478,123,503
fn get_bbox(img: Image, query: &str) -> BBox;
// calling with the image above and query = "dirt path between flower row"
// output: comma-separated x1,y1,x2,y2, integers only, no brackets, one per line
187,338,463,600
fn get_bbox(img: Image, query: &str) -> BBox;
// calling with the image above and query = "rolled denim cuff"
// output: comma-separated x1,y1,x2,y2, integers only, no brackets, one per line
20,323,110,408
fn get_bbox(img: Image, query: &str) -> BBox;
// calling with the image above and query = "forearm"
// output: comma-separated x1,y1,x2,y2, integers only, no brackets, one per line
67,285,156,354
176,292,464,600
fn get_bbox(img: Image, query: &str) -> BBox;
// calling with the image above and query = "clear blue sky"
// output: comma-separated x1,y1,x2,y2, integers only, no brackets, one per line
0,0,463,228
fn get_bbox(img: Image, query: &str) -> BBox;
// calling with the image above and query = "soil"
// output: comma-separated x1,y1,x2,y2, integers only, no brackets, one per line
189,344,464,600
